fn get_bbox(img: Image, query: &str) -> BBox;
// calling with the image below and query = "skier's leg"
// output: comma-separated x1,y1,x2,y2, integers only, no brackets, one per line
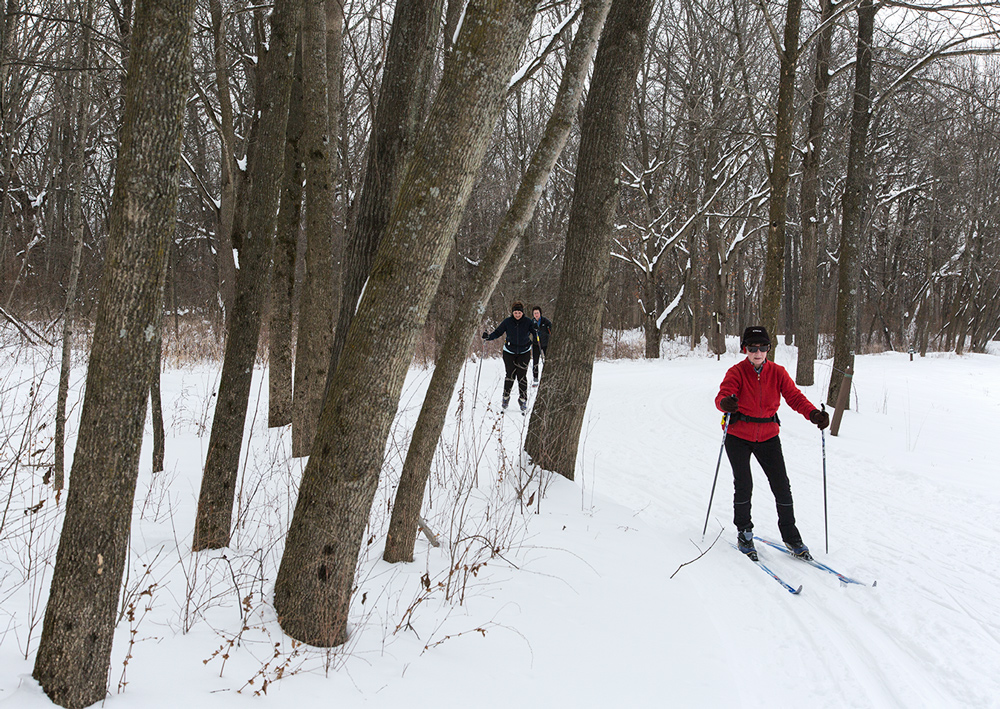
501,351,515,404
531,342,540,381
724,435,754,532
515,351,529,403
754,436,801,543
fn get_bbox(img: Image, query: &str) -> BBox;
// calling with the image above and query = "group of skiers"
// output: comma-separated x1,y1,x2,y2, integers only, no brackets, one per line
484,300,831,562
482,301,551,413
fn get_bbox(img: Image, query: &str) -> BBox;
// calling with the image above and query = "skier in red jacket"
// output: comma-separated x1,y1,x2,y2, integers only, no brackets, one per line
715,326,829,561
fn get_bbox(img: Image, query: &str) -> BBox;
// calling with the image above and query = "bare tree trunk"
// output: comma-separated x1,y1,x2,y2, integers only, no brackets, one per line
31,0,195,703
760,0,803,355
273,0,537,646
268,45,305,428
795,0,834,386
210,0,239,322
383,0,611,564
827,0,875,408
53,0,94,491
324,0,442,387
0,0,20,272
524,0,654,479
193,0,303,551
291,0,337,456
326,0,345,341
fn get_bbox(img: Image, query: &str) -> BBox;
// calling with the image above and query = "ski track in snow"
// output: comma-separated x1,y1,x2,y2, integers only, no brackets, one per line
577,350,1000,708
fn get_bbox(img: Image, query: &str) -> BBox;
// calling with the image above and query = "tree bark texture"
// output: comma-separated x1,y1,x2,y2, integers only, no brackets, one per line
273,0,537,646
292,0,337,457
827,0,874,408
30,0,195,704
759,0,802,356
524,0,653,480
794,0,833,386
383,0,611,564
193,0,303,551
324,0,442,390
268,45,305,428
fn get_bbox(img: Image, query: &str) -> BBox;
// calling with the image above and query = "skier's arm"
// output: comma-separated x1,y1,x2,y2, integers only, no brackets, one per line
484,318,509,341
715,367,742,412
777,367,817,419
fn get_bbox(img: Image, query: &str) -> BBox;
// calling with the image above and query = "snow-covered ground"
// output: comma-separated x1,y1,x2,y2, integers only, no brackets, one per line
2,335,998,708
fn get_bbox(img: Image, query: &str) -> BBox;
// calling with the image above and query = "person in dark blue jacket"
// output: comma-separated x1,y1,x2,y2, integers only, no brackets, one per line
483,301,537,411
530,306,552,385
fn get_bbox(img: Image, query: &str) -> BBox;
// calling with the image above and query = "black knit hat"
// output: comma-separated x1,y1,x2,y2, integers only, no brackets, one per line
741,325,771,350
511,301,525,314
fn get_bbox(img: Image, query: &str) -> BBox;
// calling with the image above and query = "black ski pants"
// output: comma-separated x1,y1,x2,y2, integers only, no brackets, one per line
503,349,530,402
531,342,547,380
725,433,802,544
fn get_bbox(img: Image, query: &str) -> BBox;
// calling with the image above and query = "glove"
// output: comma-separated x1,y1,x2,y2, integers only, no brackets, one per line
809,409,830,430
720,395,739,413
482,331,489,340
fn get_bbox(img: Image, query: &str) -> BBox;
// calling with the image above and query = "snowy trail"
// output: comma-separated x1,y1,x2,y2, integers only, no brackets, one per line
578,351,1000,708
4,343,1000,709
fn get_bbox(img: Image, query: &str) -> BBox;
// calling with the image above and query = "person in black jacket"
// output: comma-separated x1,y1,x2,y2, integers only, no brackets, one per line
483,301,537,411
530,306,552,385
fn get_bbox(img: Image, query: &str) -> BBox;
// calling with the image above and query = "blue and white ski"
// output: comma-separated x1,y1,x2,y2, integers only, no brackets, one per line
754,536,874,587
730,543,802,594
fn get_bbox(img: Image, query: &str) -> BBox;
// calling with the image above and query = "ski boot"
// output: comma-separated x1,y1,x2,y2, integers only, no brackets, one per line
737,529,758,562
785,539,813,561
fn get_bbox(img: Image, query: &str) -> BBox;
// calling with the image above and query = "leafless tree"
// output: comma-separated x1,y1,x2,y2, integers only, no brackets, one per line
383,0,611,563
524,0,654,479
30,0,197,703
273,0,538,646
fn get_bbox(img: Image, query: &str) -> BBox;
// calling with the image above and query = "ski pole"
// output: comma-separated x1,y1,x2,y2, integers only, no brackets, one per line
821,403,828,554
702,412,731,541
472,330,485,410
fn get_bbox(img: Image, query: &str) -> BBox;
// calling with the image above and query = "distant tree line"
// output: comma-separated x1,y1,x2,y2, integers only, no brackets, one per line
2,0,998,359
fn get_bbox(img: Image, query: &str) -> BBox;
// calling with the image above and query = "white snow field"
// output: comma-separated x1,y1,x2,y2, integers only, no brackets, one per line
1,336,998,708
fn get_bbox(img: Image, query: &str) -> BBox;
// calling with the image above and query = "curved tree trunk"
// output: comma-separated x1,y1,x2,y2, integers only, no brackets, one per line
31,0,196,703
795,0,834,386
53,0,94,491
210,0,239,323
760,0,803,356
382,0,611,564
324,0,442,390
193,0,303,551
827,0,875,408
273,0,537,646
523,0,654,480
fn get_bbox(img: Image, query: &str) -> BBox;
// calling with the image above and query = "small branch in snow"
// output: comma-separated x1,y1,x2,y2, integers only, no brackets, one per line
671,527,724,580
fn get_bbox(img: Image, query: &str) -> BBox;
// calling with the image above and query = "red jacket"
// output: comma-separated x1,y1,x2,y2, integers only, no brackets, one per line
715,358,817,442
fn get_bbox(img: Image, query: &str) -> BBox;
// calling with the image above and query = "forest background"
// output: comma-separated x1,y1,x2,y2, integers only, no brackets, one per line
1,0,1000,707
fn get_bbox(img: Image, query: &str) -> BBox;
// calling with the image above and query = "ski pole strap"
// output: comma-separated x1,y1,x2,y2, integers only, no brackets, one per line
730,411,780,425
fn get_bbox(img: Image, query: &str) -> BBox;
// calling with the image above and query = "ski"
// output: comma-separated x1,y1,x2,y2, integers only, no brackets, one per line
754,536,874,587
730,543,802,594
